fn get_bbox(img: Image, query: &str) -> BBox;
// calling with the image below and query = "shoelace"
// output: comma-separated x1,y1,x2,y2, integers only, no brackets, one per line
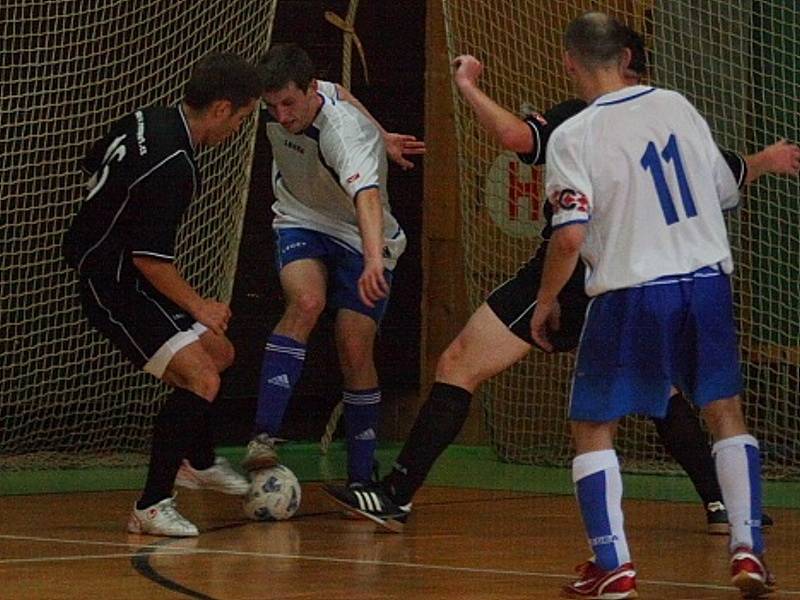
159,500,185,523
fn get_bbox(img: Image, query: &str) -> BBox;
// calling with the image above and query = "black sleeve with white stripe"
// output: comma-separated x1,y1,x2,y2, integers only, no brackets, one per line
720,148,748,189
517,98,588,166
129,156,195,262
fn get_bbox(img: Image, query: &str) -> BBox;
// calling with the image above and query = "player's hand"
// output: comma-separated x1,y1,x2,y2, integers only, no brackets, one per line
358,258,390,308
762,139,800,176
452,54,483,88
193,300,232,336
530,299,560,353
384,132,426,170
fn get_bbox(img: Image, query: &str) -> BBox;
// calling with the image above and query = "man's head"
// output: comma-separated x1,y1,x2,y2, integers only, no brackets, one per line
183,52,262,146
258,44,320,134
563,12,629,96
621,25,648,83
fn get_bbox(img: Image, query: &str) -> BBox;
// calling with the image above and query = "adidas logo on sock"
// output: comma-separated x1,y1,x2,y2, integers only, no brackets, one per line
355,428,376,441
267,373,291,388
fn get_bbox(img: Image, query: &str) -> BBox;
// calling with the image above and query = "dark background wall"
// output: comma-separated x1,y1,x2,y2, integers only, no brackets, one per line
214,0,426,445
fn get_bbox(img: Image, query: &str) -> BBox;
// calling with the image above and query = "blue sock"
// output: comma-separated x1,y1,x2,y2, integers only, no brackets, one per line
573,449,630,571
254,334,306,436
343,388,381,483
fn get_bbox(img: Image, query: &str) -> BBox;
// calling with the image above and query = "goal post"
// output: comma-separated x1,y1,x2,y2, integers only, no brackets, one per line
442,0,800,477
0,1,277,470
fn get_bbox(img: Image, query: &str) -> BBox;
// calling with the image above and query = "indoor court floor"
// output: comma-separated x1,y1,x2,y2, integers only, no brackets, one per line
1,483,798,599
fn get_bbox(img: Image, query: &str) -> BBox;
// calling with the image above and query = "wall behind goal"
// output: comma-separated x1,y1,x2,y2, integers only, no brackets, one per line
0,2,276,470
441,0,799,477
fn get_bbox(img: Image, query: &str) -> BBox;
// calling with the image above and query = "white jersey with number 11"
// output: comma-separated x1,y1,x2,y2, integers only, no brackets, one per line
545,85,739,297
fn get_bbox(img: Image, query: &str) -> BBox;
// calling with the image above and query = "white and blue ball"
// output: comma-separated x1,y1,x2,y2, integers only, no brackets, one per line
243,465,301,521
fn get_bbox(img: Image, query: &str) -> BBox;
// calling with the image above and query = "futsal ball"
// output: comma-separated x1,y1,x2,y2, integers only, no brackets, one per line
243,464,301,521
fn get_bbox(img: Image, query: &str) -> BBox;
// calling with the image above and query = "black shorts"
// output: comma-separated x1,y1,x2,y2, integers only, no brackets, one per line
485,242,590,352
78,273,204,377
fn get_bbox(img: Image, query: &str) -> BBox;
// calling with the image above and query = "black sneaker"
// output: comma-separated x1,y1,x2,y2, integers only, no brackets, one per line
323,482,411,533
706,501,729,535
706,501,775,535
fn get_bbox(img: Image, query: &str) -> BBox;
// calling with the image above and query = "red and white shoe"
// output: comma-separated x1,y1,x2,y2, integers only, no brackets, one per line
731,546,776,598
562,559,638,599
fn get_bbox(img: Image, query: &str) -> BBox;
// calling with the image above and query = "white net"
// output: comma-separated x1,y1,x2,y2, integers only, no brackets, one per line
0,1,277,470
442,0,799,477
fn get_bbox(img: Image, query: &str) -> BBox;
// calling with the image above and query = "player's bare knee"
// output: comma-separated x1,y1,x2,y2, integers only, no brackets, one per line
285,294,325,327
215,337,235,372
185,370,221,402
435,338,473,386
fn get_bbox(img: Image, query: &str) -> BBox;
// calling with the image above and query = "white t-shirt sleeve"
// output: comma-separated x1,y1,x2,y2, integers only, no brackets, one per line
316,80,339,100
545,126,592,228
320,116,383,200
685,99,739,210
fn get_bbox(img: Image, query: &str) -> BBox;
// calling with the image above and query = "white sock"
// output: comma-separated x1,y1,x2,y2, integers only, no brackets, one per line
713,434,764,554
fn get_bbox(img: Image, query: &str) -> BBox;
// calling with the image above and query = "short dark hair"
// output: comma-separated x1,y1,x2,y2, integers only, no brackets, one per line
564,12,628,70
622,26,648,76
258,43,315,93
183,52,263,110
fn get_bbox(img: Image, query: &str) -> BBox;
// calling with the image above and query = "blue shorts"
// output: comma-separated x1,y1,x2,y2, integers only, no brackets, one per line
274,227,393,323
570,268,742,422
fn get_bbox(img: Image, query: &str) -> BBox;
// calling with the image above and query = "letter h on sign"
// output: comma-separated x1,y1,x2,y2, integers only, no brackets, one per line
507,161,541,221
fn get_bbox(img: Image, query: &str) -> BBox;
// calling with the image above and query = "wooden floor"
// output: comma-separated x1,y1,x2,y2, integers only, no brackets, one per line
1,485,798,599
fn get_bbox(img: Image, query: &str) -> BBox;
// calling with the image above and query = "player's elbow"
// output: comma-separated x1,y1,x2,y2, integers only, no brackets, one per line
551,225,584,255
498,123,533,153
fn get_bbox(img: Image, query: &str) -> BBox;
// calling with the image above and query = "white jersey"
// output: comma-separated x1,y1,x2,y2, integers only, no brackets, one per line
266,80,406,269
545,85,739,296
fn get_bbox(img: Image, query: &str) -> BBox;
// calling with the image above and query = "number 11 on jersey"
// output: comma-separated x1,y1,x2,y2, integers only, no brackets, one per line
641,133,698,225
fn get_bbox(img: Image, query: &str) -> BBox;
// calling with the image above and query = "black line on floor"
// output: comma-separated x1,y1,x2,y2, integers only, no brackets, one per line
131,538,220,600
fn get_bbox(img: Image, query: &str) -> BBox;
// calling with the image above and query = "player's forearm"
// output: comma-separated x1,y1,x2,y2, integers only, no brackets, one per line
537,226,584,304
455,80,533,153
354,187,385,260
744,140,800,184
132,256,204,316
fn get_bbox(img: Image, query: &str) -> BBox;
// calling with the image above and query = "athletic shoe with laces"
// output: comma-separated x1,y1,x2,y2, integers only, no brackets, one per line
730,546,776,598
561,559,638,599
323,482,411,533
127,496,199,537
175,456,249,495
240,433,279,472
706,501,730,535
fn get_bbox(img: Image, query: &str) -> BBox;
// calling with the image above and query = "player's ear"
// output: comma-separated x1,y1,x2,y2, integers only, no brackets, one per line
620,47,633,72
211,99,234,119
309,78,318,95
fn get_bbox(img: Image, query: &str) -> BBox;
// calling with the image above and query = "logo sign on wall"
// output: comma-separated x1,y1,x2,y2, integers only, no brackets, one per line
484,151,544,239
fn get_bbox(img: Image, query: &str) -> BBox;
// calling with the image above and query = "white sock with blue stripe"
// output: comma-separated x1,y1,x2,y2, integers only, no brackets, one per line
713,434,763,554
573,449,630,571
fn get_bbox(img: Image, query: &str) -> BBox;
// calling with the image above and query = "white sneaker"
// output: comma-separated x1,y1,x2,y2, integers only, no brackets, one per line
127,496,199,537
240,434,279,472
175,456,249,495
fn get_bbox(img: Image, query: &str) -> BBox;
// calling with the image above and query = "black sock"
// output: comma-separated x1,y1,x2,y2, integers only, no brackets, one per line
137,388,210,509
651,391,722,506
184,411,216,470
382,382,472,505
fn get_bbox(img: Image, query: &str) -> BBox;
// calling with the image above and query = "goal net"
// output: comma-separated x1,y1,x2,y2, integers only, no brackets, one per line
0,1,276,470
442,0,799,477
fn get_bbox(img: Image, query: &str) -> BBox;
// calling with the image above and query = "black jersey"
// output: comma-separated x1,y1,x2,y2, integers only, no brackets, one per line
516,98,747,241
63,105,199,277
